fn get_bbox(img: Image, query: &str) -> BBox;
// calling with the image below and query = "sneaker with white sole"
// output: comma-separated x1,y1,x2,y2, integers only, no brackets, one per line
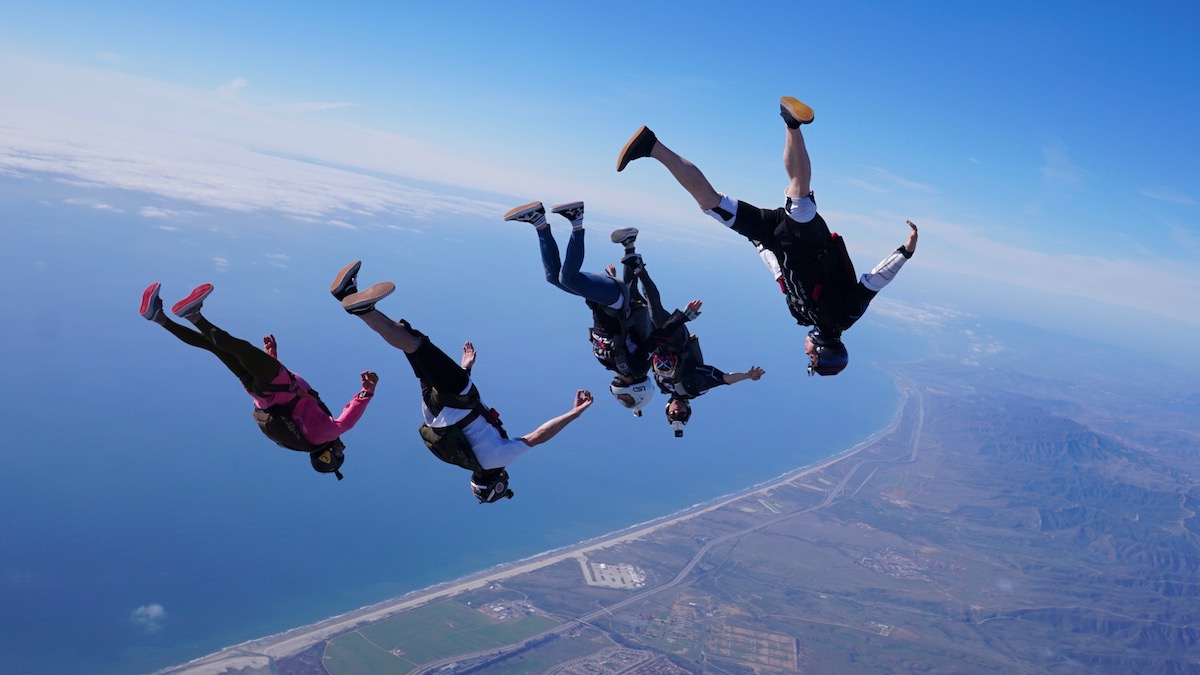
171,283,213,318
330,260,362,301
550,201,584,223
341,282,395,315
779,96,814,128
610,227,639,248
140,282,163,321
617,126,657,172
503,201,546,226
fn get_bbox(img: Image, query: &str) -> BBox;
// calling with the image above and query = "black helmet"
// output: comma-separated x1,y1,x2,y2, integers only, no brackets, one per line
471,468,514,504
807,330,848,377
309,440,345,480
664,397,692,437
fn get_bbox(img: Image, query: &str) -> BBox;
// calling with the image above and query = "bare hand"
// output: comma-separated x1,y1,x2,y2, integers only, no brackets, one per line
604,264,617,278
573,389,594,411
685,299,703,317
904,220,918,254
361,371,379,394
263,334,278,359
461,341,476,371
747,366,765,381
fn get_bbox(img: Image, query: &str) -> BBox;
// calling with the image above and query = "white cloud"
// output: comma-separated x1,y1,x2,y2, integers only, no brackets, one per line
1140,187,1195,206
283,102,357,113
94,51,123,63
64,197,120,212
1039,139,1088,191
140,206,182,219
216,77,248,99
266,253,290,268
213,256,230,272
131,603,166,632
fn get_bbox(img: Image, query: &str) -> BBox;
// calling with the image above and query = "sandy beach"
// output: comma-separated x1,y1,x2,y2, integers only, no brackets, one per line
160,407,901,675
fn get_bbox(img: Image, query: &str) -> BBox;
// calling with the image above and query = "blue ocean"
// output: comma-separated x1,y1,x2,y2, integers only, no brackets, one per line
0,181,922,674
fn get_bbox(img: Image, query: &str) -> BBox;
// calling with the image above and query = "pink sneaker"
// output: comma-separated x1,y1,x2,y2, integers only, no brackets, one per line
171,283,214,318
139,282,163,321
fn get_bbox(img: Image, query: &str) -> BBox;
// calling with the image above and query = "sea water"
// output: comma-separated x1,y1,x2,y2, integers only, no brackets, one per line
0,189,918,674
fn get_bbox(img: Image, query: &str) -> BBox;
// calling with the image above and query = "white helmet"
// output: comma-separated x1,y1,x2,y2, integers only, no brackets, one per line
610,376,654,417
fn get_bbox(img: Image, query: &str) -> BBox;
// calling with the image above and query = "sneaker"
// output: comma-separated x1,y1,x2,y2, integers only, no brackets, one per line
139,282,163,321
330,260,362,301
172,283,214,318
503,201,546,225
779,96,814,128
341,282,395,315
620,252,643,271
610,227,639,248
550,201,584,223
616,126,657,172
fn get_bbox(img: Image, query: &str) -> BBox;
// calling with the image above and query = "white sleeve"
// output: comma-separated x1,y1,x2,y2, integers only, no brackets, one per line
756,243,783,280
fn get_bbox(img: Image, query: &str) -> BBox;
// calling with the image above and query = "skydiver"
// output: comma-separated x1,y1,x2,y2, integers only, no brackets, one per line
646,307,766,437
503,200,698,416
139,282,377,479
330,261,593,504
617,96,919,376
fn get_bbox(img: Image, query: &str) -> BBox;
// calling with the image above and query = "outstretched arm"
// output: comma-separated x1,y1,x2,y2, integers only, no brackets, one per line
519,389,594,448
723,366,765,385
903,220,918,255
861,220,919,293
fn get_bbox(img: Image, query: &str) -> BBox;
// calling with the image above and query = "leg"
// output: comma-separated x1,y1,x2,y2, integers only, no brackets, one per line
635,264,672,328
535,226,575,295
186,314,281,383
559,229,624,308
618,126,721,211
649,141,723,211
356,309,471,395
783,126,813,200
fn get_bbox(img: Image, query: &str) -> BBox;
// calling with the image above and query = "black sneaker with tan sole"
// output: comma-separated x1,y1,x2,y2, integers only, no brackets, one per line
616,126,657,172
779,96,814,128
342,282,395,315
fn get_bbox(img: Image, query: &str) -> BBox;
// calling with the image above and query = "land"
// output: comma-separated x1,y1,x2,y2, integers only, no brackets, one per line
162,324,1200,674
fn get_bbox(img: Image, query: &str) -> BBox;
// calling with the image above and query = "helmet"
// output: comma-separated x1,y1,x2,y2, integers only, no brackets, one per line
470,469,514,504
664,397,692,438
652,350,678,379
807,331,848,377
309,440,346,480
610,376,654,416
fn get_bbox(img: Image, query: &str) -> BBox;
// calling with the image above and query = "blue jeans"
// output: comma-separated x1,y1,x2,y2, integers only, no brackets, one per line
537,228,622,307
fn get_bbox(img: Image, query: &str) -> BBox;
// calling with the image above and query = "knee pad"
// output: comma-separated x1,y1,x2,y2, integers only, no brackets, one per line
785,192,817,223
703,194,739,228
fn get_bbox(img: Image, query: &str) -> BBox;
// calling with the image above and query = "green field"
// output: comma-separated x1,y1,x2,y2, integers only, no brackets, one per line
324,600,560,674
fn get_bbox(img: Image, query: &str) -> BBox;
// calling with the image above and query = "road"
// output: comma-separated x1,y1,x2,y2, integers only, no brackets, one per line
409,382,925,674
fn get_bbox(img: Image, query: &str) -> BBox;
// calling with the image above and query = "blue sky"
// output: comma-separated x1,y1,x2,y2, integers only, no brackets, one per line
3,1,1198,362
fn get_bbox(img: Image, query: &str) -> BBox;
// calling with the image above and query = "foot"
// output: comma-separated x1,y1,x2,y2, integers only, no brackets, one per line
341,282,395,315
610,227,639,248
461,341,476,371
550,201,584,223
172,283,214,318
330,260,362,301
779,96,814,129
620,252,644,274
140,282,164,321
503,201,547,227
616,126,657,172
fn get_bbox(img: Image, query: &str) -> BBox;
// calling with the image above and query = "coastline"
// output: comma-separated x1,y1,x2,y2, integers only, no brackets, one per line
161,389,907,675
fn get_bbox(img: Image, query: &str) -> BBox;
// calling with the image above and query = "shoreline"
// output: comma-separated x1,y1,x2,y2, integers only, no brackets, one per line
162,389,907,674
